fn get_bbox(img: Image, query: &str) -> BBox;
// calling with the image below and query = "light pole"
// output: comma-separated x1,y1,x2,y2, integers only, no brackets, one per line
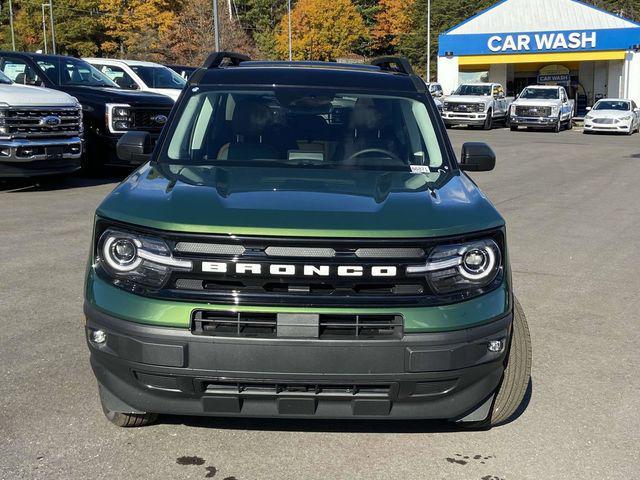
49,0,56,54
41,4,48,54
213,0,220,51
8,0,16,50
426,0,431,80
288,0,292,61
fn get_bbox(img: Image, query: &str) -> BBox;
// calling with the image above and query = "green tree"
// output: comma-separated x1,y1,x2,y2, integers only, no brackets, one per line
235,0,288,59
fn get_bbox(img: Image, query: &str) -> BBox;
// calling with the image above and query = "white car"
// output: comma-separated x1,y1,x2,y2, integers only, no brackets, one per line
584,99,640,135
83,58,186,101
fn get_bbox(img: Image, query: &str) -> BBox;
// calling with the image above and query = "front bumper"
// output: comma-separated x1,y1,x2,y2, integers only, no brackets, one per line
510,116,557,128
442,112,487,125
584,121,631,133
85,300,512,420
0,137,82,177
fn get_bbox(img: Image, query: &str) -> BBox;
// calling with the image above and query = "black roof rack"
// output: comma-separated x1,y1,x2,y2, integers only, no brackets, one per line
202,51,251,69
370,56,415,75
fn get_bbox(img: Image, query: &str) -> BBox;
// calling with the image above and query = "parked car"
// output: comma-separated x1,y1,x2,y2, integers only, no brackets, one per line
0,52,175,170
583,98,640,135
425,82,444,98
442,83,513,129
85,58,186,101
0,69,82,177
166,64,198,80
84,53,531,429
510,85,574,132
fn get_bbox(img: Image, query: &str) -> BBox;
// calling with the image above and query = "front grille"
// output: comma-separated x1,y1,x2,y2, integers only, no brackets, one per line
131,108,171,132
201,380,392,398
2,107,82,138
515,105,552,117
593,118,616,124
444,102,482,113
191,310,403,339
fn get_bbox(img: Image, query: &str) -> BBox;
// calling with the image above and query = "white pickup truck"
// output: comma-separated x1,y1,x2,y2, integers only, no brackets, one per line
0,70,83,177
442,82,513,129
510,85,574,132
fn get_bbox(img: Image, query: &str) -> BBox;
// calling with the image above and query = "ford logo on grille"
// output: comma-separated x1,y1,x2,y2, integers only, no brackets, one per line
40,115,62,127
152,114,168,125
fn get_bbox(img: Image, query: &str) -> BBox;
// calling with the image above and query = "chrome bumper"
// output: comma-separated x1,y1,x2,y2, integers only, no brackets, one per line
0,137,82,162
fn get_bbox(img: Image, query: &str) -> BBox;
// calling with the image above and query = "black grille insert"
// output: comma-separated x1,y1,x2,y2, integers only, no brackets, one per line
191,310,403,339
201,380,392,398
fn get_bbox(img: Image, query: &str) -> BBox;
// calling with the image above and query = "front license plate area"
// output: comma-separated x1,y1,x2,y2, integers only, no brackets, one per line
277,313,319,338
46,146,64,159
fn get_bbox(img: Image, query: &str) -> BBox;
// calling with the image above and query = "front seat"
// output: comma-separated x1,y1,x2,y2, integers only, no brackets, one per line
217,101,279,161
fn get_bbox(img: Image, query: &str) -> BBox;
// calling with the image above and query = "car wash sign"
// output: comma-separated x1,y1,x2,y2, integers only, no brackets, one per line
439,28,640,56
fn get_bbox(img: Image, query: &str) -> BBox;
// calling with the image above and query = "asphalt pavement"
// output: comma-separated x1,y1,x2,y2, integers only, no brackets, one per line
1,126,639,479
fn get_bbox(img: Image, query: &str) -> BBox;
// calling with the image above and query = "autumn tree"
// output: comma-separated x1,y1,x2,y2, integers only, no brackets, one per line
162,0,257,65
274,0,368,61
99,0,180,59
371,0,414,54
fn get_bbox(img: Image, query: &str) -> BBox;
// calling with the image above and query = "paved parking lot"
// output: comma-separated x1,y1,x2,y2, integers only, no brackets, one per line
1,127,639,479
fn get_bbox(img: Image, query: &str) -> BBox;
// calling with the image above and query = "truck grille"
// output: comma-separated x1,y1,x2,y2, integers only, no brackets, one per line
515,105,552,117
192,310,403,339
131,108,171,132
2,107,82,138
444,102,482,113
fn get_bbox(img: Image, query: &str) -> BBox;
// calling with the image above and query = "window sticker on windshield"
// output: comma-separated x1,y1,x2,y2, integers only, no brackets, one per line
410,165,430,174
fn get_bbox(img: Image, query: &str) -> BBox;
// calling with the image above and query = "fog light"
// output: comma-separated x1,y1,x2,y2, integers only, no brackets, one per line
488,339,505,353
91,329,107,344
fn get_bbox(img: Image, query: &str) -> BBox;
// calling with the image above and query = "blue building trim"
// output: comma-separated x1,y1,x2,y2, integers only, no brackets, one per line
438,28,640,57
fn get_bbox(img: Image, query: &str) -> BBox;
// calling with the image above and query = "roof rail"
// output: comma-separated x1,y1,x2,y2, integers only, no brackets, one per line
202,51,251,69
370,56,415,75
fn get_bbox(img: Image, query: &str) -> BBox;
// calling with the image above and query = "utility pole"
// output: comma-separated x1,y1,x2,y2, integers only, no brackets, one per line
49,0,56,54
8,0,16,50
213,0,220,51
426,0,431,80
42,4,48,54
288,0,292,61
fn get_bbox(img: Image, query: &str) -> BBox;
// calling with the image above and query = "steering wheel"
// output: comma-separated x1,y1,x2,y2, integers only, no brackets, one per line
346,148,404,165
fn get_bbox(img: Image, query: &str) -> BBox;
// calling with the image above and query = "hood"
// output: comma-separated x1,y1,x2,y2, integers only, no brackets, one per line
0,83,77,107
145,88,181,102
59,86,175,106
444,95,490,104
588,109,633,119
97,164,504,238
513,98,561,107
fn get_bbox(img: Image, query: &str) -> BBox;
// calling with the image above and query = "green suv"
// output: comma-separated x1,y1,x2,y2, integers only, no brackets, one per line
85,53,531,428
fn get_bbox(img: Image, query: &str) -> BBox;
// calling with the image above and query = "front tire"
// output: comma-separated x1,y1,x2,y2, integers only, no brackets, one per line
483,110,493,130
554,116,562,133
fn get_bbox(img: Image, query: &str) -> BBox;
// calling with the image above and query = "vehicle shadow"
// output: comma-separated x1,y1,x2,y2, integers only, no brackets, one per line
0,172,123,193
160,379,532,434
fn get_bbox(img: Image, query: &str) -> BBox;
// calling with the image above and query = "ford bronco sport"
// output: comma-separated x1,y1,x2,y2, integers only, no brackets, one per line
85,53,531,429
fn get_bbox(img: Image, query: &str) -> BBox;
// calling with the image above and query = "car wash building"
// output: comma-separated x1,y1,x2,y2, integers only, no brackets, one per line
437,0,640,116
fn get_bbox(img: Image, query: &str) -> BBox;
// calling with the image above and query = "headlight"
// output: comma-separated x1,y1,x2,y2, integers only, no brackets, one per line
550,106,559,117
97,228,192,288
407,238,502,294
585,114,593,120
443,102,450,111
105,103,132,133
619,115,632,121
0,102,8,136
510,104,516,114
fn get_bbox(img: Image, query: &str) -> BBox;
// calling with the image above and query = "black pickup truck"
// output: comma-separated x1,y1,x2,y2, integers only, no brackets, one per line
0,52,175,170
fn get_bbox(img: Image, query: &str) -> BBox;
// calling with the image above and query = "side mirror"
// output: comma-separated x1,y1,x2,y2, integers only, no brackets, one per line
116,131,153,163
586,107,592,111
460,142,496,172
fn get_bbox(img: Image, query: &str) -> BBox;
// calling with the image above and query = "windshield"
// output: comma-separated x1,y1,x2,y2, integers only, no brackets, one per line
162,89,444,172
520,88,559,100
130,65,186,89
593,100,630,111
453,85,491,96
36,57,117,87
0,70,12,84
